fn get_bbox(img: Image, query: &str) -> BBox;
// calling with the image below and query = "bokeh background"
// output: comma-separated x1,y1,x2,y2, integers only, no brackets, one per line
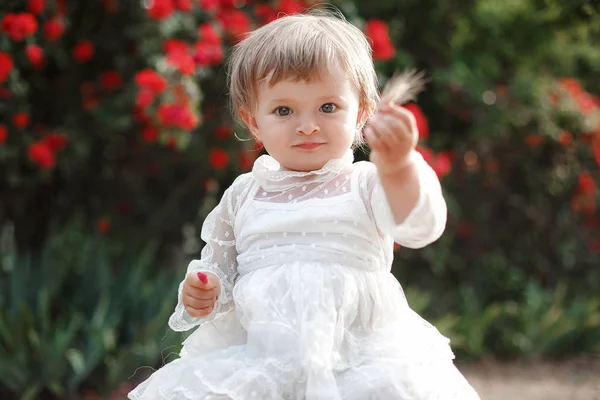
1,0,599,399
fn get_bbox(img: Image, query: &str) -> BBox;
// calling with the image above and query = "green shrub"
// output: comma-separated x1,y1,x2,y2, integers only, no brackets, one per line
0,219,182,399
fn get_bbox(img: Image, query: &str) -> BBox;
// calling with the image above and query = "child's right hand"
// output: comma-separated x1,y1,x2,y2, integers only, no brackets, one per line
182,271,221,318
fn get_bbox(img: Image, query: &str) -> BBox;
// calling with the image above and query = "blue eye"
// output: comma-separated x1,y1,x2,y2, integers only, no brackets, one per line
275,107,291,116
320,103,337,113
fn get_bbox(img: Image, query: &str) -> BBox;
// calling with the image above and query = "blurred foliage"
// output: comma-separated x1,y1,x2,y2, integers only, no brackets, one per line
0,219,182,399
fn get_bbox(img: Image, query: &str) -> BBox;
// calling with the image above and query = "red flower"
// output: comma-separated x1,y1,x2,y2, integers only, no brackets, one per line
97,218,111,233
167,51,196,75
559,77,582,97
157,104,197,130
577,93,598,115
43,18,65,41
209,148,229,169
163,39,189,54
194,41,224,66
44,132,68,151
1,13,38,41
403,102,429,140
416,145,434,165
136,89,155,109
28,0,45,14
0,124,7,143
215,124,231,139
147,0,175,20
100,70,123,90
217,9,251,38
198,23,221,44
13,112,30,129
25,44,44,69
199,0,220,13
432,151,452,178
0,52,14,82
73,40,95,63
365,20,395,61
28,141,55,169
0,88,11,99
135,69,167,93
142,125,159,142
277,0,305,14
254,4,277,25
578,172,595,194
174,0,193,11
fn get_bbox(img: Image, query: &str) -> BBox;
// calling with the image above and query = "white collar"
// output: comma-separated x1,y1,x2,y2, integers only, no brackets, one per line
251,150,354,192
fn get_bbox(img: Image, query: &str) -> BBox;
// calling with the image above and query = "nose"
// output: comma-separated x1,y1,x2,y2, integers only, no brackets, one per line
296,117,320,136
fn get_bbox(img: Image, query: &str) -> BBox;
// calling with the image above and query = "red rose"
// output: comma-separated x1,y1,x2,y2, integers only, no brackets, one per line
209,148,229,170
403,102,429,140
28,0,45,14
97,218,111,233
163,39,189,54
135,69,167,93
28,141,55,169
432,151,452,178
0,52,14,82
199,0,220,13
559,77,582,96
578,172,595,194
147,0,175,20
43,18,65,41
254,4,277,25
100,70,123,90
167,51,196,75
198,23,221,44
416,145,434,165
0,124,7,143
2,13,38,41
25,44,44,69
44,132,68,151
13,112,30,129
277,0,305,14
194,41,223,66
215,124,231,139
136,89,155,109
157,104,197,130
365,20,395,61
217,9,251,38
142,125,159,142
174,0,193,11
73,40,95,63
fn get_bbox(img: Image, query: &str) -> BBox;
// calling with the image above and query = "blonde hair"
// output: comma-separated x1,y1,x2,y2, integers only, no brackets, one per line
227,8,379,146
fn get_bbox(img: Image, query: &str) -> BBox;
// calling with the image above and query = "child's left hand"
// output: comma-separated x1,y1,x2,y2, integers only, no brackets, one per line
365,103,418,175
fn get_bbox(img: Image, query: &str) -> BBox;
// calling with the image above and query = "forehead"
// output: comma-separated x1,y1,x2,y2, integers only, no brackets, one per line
258,68,357,98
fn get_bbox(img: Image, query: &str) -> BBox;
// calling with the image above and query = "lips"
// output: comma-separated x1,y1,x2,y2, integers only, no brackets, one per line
294,142,325,150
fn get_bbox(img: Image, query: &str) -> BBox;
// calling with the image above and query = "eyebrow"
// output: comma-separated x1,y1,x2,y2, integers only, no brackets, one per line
268,95,347,105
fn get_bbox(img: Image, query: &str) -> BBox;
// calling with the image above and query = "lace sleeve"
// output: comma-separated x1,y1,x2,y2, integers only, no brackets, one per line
360,151,447,249
168,174,252,332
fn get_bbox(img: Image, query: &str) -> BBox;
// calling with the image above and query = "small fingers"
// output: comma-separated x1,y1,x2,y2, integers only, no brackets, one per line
366,115,405,150
185,304,215,318
185,271,216,290
380,103,418,135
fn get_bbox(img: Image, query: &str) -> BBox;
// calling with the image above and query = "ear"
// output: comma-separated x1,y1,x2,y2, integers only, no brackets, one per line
356,102,375,130
239,107,261,140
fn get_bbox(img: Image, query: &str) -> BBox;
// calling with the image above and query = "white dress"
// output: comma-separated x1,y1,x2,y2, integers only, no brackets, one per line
128,150,481,400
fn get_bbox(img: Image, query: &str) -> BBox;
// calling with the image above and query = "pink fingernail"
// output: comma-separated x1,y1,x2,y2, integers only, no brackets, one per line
197,272,208,284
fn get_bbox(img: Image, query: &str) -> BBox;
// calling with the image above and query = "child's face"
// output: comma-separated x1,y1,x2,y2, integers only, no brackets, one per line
242,68,364,172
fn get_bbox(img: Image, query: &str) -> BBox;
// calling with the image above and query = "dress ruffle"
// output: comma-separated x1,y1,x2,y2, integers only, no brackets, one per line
129,262,478,400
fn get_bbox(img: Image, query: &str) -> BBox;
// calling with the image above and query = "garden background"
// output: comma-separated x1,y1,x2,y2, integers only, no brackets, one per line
0,0,599,399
